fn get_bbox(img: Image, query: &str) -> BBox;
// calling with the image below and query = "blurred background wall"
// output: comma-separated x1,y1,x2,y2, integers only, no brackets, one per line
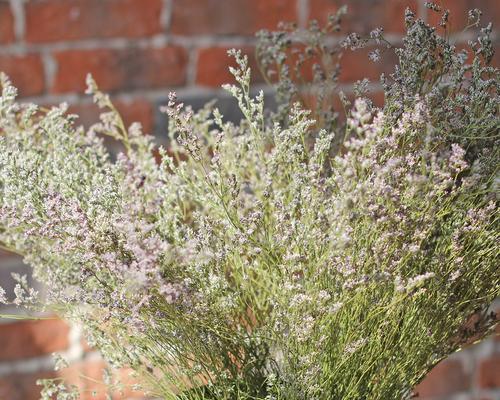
0,0,498,399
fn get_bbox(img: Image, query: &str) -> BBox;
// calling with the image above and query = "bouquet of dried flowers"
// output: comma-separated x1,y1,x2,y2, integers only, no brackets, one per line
0,5,498,400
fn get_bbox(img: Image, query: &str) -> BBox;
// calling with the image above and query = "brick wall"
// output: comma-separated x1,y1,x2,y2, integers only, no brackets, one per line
0,0,498,399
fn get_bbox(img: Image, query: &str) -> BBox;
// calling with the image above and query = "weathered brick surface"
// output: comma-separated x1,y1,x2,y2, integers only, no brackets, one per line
478,356,500,389
0,319,70,361
170,0,297,35
196,46,263,87
0,360,145,400
52,46,188,93
426,0,500,33
25,0,164,43
415,359,470,397
68,98,154,134
0,370,57,400
339,46,397,83
309,0,420,33
0,2,15,44
0,54,45,97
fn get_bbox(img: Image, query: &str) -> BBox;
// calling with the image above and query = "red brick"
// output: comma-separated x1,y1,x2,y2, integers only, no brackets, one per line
59,360,145,400
0,54,45,97
426,0,500,33
339,46,397,83
0,319,70,361
414,359,470,398
478,356,500,389
256,42,337,86
68,98,154,134
0,361,146,400
370,90,385,108
0,360,111,400
25,0,163,43
113,367,148,399
299,89,384,126
0,360,147,400
52,46,187,94
108,99,154,134
279,42,370,85
309,0,419,34
492,42,500,69
333,90,385,111
80,336,94,352
0,3,15,44
0,248,19,258
59,359,109,400
278,43,320,84
196,46,264,87
170,0,297,35
0,370,57,400
495,308,500,342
